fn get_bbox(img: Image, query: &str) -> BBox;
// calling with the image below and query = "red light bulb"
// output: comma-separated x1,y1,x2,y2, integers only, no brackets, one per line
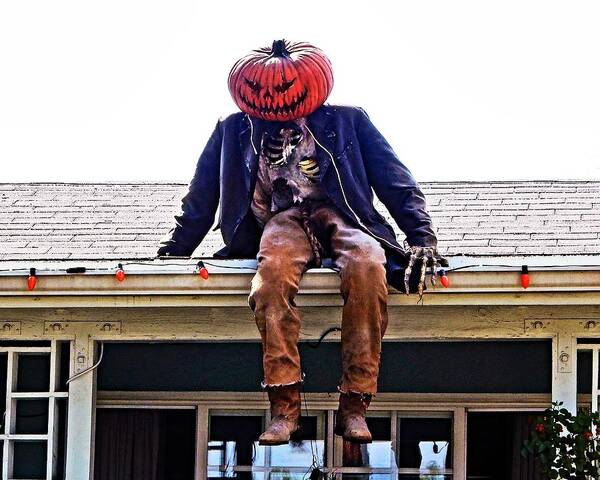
115,263,125,282
27,267,37,291
197,261,209,280
438,269,450,288
521,265,530,289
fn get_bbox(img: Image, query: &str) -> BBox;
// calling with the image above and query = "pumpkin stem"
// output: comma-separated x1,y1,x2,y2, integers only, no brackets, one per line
271,39,289,57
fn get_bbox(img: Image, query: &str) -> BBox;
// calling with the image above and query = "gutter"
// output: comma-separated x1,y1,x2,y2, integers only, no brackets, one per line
0,256,599,307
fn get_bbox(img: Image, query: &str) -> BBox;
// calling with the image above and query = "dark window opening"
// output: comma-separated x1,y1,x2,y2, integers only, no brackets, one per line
13,441,47,479
577,350,592,394
94,408,196,480
467,412,542,480
16,354,50,392
99,340,551,394
58,341,71,392
15,398,49,434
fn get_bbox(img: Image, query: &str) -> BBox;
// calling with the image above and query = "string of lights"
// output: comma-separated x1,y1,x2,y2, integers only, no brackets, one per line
0,258,599,291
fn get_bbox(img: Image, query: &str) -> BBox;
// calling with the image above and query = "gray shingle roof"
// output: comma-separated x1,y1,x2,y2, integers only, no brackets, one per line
0,181,599,261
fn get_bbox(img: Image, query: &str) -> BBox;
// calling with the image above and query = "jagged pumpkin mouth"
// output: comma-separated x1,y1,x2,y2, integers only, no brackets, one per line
237,87,309,117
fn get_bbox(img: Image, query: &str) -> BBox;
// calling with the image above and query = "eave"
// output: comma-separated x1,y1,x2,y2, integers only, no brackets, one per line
0,256,599,308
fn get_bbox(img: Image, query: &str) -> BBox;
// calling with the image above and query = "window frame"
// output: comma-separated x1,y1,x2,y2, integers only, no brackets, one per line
0,341,68,480
577,343,600,412
97,391,556,480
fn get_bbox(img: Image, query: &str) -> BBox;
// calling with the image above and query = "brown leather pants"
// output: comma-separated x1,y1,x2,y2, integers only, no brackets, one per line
248,203,389,395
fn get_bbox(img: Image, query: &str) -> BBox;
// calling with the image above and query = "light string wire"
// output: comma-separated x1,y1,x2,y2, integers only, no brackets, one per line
1,260,599,276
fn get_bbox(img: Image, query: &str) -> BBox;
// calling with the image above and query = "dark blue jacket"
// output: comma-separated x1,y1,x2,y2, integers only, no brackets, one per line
158,104,437,291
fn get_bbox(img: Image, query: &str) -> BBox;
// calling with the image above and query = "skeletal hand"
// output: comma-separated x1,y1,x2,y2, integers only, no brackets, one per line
403,245,445,296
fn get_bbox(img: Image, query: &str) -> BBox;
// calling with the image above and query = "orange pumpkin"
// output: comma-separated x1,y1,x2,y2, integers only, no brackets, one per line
228,39,334,121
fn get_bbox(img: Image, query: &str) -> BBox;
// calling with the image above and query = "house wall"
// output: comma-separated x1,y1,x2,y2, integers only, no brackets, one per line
0,296,599,479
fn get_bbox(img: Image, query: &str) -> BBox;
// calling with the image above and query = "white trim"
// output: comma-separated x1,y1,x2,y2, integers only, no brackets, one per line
577,343,600,412
0,343,66,479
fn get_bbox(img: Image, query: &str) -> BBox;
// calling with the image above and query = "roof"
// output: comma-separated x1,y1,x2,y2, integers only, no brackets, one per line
0,181,599,262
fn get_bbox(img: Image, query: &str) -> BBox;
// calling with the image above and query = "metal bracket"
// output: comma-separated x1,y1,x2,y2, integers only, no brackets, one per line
580,319,598,331
525,319,547,333
44,321,121,336
525,318,600,336
557,333,574,373
0,321,21,336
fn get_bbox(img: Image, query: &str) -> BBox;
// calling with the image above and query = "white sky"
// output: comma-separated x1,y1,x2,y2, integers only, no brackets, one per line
1,0,599,182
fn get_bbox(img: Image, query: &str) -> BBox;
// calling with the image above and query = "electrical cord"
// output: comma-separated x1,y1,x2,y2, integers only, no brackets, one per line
1,260,599,276
65,341,104,385
307,327,342,349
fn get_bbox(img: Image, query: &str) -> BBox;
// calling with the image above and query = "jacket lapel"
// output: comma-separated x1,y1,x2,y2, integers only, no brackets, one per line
306,105,337,177
239,115,258,174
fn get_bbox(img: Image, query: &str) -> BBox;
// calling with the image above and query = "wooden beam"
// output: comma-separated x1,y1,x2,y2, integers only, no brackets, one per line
96,391,555,410
195,405,209,480
453,407,467,480
1,305,600,341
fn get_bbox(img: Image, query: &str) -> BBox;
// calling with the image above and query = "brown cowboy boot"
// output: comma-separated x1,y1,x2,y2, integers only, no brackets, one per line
258,383,302,445
334,392,373,443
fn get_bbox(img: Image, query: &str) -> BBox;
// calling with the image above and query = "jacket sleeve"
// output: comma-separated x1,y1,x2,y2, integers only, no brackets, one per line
356,108,437,247
158,120,223,256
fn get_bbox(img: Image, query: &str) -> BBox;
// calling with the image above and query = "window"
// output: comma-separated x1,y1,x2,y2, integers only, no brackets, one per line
0,341,68,480
206,410,454,480
397,414,452,478
207,410,327,480
577,343,600,412
94,407,196,480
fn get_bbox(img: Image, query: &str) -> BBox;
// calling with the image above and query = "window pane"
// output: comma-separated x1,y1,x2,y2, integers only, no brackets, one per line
0,354,6,425
16,354,50,392
208,413,327,479
15,399,49,434
467,412,541,480
269,416,326,468
342,417,393,468
57,341,71,392
95,408,196,480
397,417,452,470
208,414,265,479
13,441,47,479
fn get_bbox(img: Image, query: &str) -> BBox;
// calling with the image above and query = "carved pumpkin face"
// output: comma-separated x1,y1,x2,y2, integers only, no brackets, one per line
228,39,334,121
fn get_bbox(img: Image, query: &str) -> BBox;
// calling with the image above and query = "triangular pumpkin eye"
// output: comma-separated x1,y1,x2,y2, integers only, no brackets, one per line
274,78,296,93
244,77,261,92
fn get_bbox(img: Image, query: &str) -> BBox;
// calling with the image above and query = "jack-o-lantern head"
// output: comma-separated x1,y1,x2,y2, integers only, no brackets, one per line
228,39,334,121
